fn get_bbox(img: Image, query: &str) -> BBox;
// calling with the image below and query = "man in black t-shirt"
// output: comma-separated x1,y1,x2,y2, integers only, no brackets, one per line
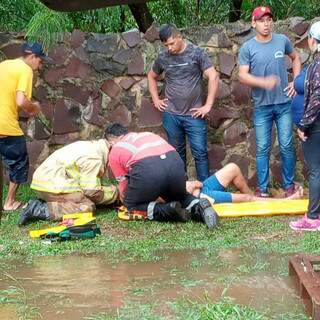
148,23,219,182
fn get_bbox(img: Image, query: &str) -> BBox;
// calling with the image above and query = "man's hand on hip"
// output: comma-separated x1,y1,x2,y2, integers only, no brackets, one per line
153,98,168,111
191,104,212,118
284,81,296,97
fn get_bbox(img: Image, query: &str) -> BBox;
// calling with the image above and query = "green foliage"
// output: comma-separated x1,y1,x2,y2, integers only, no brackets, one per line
25,7,70,51
0,0,320,50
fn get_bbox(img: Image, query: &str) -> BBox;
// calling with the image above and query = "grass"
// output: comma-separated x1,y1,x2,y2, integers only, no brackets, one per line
0,185,320,262
82,297,310,320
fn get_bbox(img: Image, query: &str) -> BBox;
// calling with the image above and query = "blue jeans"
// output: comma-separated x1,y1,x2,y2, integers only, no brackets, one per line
253,102,295,192
162,112,209,182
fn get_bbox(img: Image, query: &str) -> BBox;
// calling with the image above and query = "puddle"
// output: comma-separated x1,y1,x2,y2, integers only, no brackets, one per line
0,248,306,319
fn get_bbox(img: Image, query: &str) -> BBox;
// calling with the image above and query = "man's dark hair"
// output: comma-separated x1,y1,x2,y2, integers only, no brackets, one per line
159,23,180,42
105,123,129,139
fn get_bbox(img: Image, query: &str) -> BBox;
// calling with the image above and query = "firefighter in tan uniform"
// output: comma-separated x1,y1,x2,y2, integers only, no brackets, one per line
19,139,118,225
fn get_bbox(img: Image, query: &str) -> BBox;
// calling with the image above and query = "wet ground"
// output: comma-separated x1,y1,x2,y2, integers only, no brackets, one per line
0,248,306,319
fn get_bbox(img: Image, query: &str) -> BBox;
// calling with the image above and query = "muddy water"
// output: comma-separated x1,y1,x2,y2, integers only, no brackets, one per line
0,248,305,319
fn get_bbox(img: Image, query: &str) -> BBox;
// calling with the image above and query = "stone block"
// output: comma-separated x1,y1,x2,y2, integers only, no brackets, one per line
127,53,145,75
63,83,91,105
209,106,239,129
101,79,121,98
223,121,247,145
44,67,65,86
33,85,48,101
216,80,231,100
219,52,236,77
144,24,159,42
71,29,86,48
1,43,21,58
34,119,51,140
138,98,162,127
108,104,132,127
122,29,142,48
26,140,46,182
295,35,308,49
113,48,135,65
65,57,92,79
119,77,136,90
48,45,70,65
231,81,251,106
51,132,80,145
41,102,55,121
83,91,105,127
120,93,136,111
290,17,309,36
90,54,126,75
86,34,118,57
208,144,226,172
53,99,80,134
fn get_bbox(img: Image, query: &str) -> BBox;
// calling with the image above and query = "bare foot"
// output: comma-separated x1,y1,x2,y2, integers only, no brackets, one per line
3,201,27,212
286,185,304,200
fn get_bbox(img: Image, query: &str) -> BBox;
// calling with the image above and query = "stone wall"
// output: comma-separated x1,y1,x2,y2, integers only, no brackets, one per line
0,17,315,185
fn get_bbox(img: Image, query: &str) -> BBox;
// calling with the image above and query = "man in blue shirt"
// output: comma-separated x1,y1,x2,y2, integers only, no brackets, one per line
238,6,301,197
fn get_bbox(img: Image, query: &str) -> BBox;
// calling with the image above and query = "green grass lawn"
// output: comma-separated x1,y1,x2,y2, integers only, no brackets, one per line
0,184,319,262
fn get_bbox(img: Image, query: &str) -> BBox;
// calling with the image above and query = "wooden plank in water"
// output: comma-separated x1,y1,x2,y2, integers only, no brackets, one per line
289,254,320,319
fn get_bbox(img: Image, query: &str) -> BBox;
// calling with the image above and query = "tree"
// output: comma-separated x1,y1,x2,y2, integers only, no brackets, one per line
229,0,243,22
128,3,154,32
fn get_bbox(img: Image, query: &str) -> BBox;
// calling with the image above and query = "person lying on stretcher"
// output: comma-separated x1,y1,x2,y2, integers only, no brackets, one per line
186,163,303,204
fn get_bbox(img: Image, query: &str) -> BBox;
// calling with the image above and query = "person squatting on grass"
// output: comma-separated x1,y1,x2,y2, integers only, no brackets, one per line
186,163,303,204
0,42,51,212
148,23,219,182
238,6,301,198
19,137,118,225
290,21,320,231
105,123,218,229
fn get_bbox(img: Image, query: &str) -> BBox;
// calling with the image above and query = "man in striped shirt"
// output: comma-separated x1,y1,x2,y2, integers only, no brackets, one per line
106,123,218,229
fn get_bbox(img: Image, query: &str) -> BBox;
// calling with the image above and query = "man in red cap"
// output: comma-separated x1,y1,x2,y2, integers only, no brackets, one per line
238,6,301,198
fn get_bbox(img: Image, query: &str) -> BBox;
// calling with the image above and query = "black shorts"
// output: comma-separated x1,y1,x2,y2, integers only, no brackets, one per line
123,151,192,212
0,136,29,184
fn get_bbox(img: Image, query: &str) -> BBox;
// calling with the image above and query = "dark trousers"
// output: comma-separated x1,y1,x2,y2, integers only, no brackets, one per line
301,132,320,219
124,151,196,212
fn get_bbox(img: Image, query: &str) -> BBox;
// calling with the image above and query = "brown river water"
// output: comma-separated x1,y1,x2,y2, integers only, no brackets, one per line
0,248,306,319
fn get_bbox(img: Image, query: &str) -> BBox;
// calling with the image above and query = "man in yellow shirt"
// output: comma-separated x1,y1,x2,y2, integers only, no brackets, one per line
0,42,51,211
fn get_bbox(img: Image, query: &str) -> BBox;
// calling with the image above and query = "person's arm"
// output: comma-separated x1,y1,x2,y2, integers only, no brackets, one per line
238,65,280,90
147,69,168,111
298,63,320,139
16,91,40,116
284,50,301,97
108,151,129,203
191,66,219,118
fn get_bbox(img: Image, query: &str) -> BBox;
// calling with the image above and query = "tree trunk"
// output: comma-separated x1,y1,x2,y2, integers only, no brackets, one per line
128,3,153,32
229,0,243,22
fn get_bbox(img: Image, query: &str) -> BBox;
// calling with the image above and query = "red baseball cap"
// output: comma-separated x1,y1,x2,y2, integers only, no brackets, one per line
252,6,273,21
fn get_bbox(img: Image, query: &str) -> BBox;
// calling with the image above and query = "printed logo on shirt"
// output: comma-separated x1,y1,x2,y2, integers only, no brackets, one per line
274,51,284,59
168,63,189,67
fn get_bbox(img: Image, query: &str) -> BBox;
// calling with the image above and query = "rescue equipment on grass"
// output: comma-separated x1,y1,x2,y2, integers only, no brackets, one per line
29,212,101,240
212,199,308,218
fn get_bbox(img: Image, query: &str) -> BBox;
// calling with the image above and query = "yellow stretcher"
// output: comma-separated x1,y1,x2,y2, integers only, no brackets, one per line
212,199,308,218
29,212,94,238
